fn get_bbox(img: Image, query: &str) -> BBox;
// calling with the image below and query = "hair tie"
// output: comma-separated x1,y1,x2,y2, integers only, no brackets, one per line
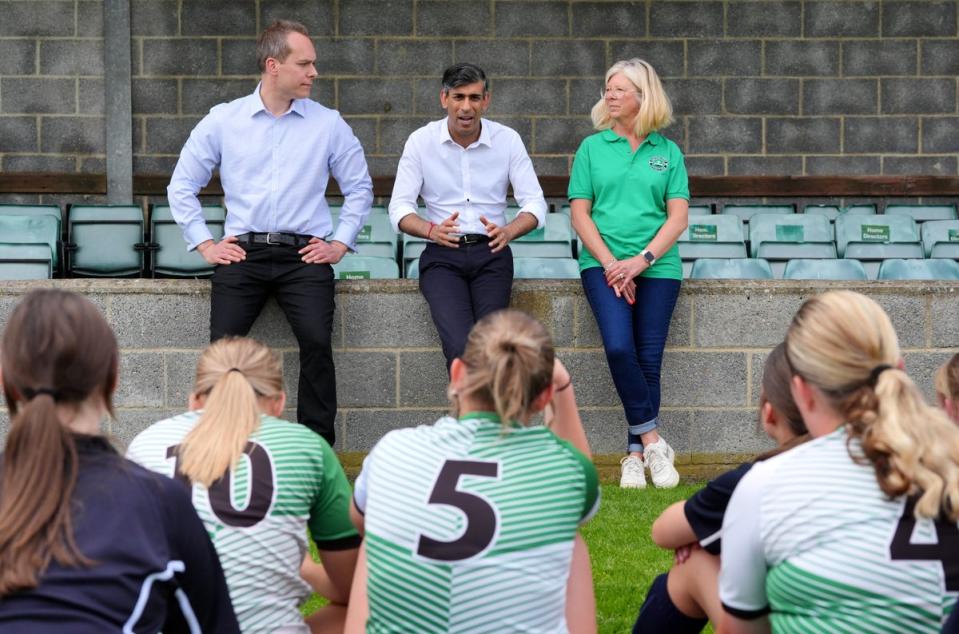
227,368,243,374
25,387,60,401
868,364,893,386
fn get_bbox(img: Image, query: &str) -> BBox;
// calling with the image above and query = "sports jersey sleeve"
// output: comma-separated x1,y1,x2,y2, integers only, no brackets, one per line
557,439,600,524
665,142,689,201
567,140,594,202
719,462,771,620
353,451,374,515
684,462,753,556
307,436,362,550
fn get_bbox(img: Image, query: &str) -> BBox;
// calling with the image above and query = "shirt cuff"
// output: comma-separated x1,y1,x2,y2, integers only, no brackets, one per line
185,224,215,251
388,207,418,233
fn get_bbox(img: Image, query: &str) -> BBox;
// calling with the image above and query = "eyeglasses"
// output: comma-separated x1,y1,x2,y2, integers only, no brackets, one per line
602,87,641,99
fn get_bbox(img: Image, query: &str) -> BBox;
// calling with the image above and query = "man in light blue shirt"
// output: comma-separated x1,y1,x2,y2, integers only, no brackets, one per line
167,19,373,447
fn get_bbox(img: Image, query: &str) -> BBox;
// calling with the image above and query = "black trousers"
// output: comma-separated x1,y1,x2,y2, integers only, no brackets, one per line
419,240,514,369
209,243,337,446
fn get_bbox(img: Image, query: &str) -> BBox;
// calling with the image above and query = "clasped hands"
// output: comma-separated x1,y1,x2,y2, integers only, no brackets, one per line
428,211,513,253
196,236,347,265
604,256,650,306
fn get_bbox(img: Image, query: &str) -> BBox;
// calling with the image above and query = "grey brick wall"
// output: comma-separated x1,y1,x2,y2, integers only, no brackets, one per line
2,0,959,189
1,279,956,464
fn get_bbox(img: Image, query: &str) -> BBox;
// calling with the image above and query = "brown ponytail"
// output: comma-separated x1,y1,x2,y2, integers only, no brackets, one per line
0,290,118,596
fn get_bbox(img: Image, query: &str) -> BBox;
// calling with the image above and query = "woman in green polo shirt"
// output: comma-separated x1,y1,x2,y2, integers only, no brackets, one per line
568,58,689,490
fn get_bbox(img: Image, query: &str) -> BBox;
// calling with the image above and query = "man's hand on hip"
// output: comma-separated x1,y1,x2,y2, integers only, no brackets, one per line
197,236,246,265
479,215,514,253
299,238,348,264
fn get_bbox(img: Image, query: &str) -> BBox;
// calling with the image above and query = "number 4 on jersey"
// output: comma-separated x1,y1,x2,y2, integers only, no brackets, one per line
889,496,959,592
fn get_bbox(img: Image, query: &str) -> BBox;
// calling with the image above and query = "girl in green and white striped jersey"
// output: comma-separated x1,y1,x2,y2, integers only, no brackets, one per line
719,291,959,634
346,309,600,634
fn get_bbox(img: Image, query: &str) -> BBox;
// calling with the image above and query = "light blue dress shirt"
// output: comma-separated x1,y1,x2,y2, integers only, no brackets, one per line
167,85,373,251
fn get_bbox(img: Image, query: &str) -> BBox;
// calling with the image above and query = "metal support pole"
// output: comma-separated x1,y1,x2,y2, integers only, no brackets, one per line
103,0,133,203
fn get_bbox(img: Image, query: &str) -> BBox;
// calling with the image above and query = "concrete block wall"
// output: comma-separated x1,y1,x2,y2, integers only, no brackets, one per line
2,0,958,194
1,279,957,463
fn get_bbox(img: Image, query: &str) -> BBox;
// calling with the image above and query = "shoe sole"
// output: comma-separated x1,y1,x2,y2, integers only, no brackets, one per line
619,479,647,489
651,474,680,488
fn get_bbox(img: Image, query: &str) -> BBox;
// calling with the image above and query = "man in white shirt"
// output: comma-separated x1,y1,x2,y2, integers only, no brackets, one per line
388,63,548,368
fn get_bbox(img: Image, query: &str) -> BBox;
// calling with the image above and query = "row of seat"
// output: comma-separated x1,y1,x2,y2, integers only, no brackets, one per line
559,203,959,224
689,258,959,280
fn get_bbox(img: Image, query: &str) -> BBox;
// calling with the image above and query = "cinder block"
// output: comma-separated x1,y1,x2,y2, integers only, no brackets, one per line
727,156,802,176
766,118,841,154
688,41,761,77
532,118,596,154
365,156,401,177
662,351,748,407
510,289,576,348
0,40,36,75
78,0,104,37
221,39,257,76
111,408,180,447
749,350,771,406
164,350,201,409
41,116,105,153
339,0,412,36
805,155,881,175
608,41,685,78
883,156,957,176
930,293,959,347
247,298,301,349
803,79,877,115
842,41,917,77
495,1,568,37
132,79,179,114
725,79,799,115
341,408,447,451
260,0,335,36
570,79,602,116
921,41,959,75
844,117,917,154
79,78,104,115
686,409,774,454
376,41,453,76
0,116,37,153
454,40,529,77
577,408,634,454
903,351,956,403
133,155,179,174
922,117,959,153
335,351,397,408
687,117,762,154
882,78,955,115
650,2,723,37
142,39,218,77
556,350,617,406
805,1,879,36
377,116,431,154
573,294,602,348
338,79,413,115
181,79,256,115
340,292,439,348
727,1,800,37
572,2,647,38
765,41,839,76
0,1,74,36
342,117,377,156
491,115,531,145
116,352,165,408
3,155,77,172
131,0,179,36
530,41,606,77
313,38,375,75
530,156,570,177
181,0,255,36
694,293,802,348
41,40,105,76
684,156,725,176
398,351,448,407
869,293,927,349
417,1,492,36
110,293,210,348
882,1,956,37
413,78,443,115
1,78,75,114
490,78,566,115
667,79,721,115
144,116,201,154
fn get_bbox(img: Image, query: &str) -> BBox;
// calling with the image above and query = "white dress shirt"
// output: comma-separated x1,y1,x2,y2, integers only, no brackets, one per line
388,118,547,235
167,85,373,250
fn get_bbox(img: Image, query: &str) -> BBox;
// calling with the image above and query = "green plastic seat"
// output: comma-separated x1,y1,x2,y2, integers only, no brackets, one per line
749,214,836,277
510,214,574,258
0,214,60,270
405,258,420,279
150,205,226,278
721,204,796,224
688,203,714,215
0,204,62,234
803,204,877,222
513,257,580,279
835,214,922,278
690,258,773,280
66,205,146,277
921,220,959,258
329,204,388,216
884,204,958,223
336,213,399,259
783,258,868,281
0,243,54,280
878,258,959,280
679,214,747,277
332,255,399,279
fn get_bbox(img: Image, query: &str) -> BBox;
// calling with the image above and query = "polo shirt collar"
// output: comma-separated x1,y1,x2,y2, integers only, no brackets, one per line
437,117,492,148
600,128,662,146
248,83,306,118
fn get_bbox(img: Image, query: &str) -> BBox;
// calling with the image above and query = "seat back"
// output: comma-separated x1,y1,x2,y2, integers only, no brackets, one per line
690,258,774,280
884,204,958,223
678,214,747,260
332,255,400,279
749,214,835,259
835,214,921,259
349,214,399,259
921,220,959,258
0,243,54,280
721,203,796,224
150,205,226,277
513,257,580,279
510,214,575,258
878,258,959,280
67,205,146,277
0,214,59,270
0,204,62,231
783,258,868,281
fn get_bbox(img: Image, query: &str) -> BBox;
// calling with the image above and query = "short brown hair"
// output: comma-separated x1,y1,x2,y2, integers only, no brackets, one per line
256,20,309,72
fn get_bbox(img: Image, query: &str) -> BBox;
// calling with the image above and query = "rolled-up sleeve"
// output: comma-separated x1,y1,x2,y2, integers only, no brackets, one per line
328,117,373,250
719,463,771,620
508,132,547,229
387,134,424,233
167,113,222,250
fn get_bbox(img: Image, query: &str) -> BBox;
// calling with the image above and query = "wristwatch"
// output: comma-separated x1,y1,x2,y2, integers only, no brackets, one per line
641,249,656,266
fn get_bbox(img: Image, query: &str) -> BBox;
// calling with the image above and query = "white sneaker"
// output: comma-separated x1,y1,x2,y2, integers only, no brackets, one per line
644,439,680,488
620,455,647,489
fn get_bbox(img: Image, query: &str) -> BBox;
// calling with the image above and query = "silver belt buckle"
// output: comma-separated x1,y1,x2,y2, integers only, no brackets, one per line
265,232,281,245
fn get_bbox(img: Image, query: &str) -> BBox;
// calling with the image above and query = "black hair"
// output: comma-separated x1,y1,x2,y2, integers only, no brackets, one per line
442,63,488,93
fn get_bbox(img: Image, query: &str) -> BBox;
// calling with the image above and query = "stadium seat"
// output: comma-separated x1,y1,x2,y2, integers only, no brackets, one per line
783,258,868,280
884,203,958,223
332,255,400,279
689,258,774,280
329,203,388,216
688,203,714,215
343,213,399,259
510,213,575,258
405,258,420,279
803,203,877,222
678,214,747,277
149,205,226,278
721,203,796,224
878,258,959,280
65,205,146,277
513,257,580,279
921,220,959,258
0,214,60,271
749,214,836,277
0,243,54,280
402,233,428,265
835,214,923,279
0,203,62,232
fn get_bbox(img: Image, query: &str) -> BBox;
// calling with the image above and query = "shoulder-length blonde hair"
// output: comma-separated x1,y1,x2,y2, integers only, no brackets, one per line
590,58,673,137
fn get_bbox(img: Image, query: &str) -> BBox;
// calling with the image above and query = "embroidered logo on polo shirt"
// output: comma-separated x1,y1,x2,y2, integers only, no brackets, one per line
648,156,669,171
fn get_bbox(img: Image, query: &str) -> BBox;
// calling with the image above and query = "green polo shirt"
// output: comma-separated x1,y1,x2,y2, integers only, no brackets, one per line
568,130,689,279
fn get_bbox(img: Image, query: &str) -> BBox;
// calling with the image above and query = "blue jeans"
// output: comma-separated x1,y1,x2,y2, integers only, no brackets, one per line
581,267,681,453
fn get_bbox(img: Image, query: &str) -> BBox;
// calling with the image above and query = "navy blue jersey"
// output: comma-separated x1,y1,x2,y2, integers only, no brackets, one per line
0,435,239,633
683,462,753,556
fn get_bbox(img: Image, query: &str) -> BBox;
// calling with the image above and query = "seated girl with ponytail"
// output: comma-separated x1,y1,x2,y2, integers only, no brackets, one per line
0,289,238,633
128,337,360,633
719,290,959,634
345,309,599,634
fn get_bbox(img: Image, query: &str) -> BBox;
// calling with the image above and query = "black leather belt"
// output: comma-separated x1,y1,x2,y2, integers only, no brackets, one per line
235,232,313,247
458,234,490,245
